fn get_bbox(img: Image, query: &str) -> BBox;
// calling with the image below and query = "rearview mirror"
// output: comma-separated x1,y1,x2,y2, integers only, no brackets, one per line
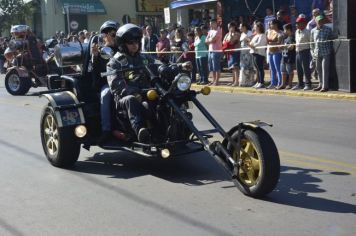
100,46,114,60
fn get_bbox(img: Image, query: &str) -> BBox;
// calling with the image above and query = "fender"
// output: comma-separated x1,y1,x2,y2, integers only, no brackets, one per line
7,66,29,78
222,120,272,147
41,91,85,127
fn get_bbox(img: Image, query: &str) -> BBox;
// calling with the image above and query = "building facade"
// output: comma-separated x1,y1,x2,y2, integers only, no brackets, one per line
29,0,170,39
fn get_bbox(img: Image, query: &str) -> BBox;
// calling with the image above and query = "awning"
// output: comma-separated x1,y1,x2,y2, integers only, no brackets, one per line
170,0,217,9
61,0,106,14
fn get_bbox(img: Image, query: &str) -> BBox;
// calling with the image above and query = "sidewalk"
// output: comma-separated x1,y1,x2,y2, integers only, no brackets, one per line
191,71,356,100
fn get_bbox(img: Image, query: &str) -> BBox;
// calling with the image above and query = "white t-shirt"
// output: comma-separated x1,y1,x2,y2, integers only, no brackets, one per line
249,33,267,57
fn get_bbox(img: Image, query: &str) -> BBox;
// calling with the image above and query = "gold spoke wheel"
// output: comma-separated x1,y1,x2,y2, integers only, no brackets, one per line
43,114,59,156
233,139,262,187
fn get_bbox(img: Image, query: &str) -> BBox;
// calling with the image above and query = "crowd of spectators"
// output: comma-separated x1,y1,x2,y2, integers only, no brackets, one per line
138,1,334,92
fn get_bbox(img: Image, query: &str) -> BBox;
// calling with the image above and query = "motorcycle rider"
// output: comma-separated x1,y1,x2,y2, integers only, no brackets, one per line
90,20,120,143
106,23,153,143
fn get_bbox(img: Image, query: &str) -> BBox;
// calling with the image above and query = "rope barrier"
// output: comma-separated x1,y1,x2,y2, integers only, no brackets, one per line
141,38,354,54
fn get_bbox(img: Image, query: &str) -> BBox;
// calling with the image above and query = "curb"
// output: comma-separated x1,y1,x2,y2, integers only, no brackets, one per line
191,85,356,101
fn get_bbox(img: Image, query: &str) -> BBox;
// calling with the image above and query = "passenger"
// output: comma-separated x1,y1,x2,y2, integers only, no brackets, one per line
90,20,120,144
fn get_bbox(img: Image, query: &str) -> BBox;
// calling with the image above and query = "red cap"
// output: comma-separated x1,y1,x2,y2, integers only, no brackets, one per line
296,16,307,23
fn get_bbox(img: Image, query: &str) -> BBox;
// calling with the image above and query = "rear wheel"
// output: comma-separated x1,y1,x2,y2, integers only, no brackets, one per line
4,71,31,95
40,105,80,168
227,128,280,198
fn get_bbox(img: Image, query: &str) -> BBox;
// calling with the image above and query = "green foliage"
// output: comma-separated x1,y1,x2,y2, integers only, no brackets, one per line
0,0,36,33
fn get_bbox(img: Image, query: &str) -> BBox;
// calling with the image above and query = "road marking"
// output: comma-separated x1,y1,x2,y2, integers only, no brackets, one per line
280,150,356,169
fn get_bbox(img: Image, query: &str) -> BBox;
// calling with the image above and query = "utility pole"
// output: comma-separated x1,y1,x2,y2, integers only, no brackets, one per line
65,5,70,34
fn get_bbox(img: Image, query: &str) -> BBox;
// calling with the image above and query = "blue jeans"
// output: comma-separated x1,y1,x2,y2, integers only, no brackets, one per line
268,52,282,86
196,56,209,83
100,84,112,132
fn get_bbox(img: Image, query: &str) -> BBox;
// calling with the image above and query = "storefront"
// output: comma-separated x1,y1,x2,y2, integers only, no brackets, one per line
31,0,137,39
136,0,170,33
29,0,170,39
61,0,106,33
169,0,332,29
169,0,219,28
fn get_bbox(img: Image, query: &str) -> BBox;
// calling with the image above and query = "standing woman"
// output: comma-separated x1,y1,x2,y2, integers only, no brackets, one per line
222,22,241,86
194,27,209,85
266,19,284,89
249,22,267,89
170,28,185,63
239,22,254,87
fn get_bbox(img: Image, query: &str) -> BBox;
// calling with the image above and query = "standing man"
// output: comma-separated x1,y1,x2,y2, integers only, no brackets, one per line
264,7,276,32
205,19,222,86
156,29,170,63
311,15,333,92
293,15,312,90
307,8,320,31
143,25,158,59
289,5,298,30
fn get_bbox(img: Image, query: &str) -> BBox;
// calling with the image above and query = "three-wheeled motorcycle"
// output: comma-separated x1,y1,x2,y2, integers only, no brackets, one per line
39,42,280,198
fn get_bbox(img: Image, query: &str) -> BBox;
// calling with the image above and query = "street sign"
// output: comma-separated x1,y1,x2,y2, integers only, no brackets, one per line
164,7,170,24
70,20,79,30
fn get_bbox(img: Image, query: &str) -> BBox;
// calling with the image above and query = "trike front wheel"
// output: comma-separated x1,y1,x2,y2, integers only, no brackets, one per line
227,128,280,198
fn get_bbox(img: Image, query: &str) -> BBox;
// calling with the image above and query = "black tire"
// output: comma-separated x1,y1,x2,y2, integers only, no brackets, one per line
4,71,31,95
227,128,280,198
40,105,80,168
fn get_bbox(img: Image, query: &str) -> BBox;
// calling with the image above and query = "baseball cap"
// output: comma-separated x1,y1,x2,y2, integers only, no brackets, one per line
296,16,307,23
315,15,325,22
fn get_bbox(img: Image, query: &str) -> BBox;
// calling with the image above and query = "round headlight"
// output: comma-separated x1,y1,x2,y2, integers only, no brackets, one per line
176,75,192,92
74,125,87,138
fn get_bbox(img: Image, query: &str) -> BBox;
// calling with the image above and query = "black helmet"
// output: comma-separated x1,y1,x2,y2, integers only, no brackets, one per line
115,23,142,46
100,20,120,34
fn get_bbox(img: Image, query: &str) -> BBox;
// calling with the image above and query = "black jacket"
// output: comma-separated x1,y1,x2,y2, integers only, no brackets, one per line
89,35,117,91
106,52,153,97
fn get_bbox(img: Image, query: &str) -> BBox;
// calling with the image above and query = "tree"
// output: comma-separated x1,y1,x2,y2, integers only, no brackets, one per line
0,0,35,34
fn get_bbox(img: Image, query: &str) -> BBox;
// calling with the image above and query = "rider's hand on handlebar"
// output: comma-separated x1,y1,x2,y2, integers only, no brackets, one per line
181,61,192,72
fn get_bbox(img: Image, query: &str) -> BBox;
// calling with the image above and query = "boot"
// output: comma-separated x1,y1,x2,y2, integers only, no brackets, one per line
277,74,287,90
285,73,294,89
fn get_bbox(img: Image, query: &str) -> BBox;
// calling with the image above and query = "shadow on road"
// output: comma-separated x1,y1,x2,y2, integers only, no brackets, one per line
267,166,356,214
75,152,356,214
74,150,228,186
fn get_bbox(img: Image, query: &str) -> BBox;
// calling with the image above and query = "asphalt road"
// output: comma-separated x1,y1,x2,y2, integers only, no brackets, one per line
0,81,355,236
